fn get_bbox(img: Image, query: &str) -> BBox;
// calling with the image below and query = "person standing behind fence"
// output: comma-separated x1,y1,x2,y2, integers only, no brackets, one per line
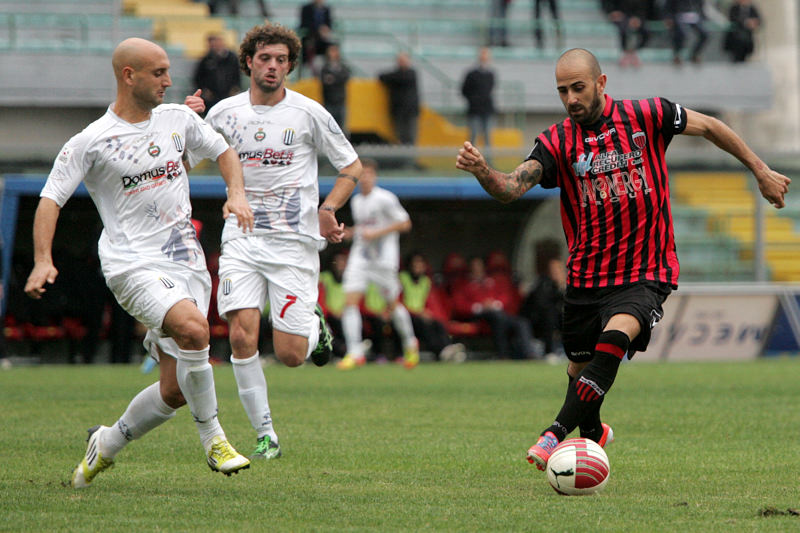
533,0,562,50
299,0,333,74
193,34,242,116
378,52,420,146
461,47,496,152
723,0,761,63
320,43,351,134
665,0,708,65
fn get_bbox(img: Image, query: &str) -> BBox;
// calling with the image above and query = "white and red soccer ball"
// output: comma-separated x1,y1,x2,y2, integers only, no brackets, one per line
546,438,610,495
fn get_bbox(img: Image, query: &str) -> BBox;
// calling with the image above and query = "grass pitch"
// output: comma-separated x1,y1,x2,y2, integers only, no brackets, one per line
1,358,798,532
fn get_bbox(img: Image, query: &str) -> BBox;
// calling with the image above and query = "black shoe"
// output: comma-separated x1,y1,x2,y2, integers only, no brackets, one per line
310,304,333,366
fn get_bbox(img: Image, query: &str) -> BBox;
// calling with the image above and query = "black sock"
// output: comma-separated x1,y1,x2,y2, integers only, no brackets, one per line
547,330,629,442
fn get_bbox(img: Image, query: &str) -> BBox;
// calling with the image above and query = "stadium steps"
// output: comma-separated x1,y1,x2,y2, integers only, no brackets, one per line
671,171,800,282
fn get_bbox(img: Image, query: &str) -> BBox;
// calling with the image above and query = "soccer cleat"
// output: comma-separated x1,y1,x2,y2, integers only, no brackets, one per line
71,425,114,489
310,304,334,366
526,431,560,471
206,436,250,476
336,354,366,370
251,435,282,460
402,340,420,369
597,423,614,448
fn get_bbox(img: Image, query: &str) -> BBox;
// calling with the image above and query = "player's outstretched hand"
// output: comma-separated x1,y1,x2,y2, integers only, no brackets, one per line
755,167,791,209
456,141,489,179
319,211,345,243
24,262,58,300
223,191,254,233
184,89,205,115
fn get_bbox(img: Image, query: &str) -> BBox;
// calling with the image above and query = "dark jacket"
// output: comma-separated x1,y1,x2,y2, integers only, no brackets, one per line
378,67,419,117
320,60,350,106
461,66,495,116
299,2,332,39
193,49,241,110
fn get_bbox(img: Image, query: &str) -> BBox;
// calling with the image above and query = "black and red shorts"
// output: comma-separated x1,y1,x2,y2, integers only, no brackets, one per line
562,281,672,362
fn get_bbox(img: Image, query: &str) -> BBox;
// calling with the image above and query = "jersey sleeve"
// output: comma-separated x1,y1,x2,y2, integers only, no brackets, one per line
40,135,92,207
182,106,230,165
657,97,688,143
310,102,359,170
384,192,410,224
524,131,560,189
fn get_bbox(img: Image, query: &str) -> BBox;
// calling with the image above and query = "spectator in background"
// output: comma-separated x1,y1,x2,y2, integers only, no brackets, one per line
533,0,562,50
193,34,242,115
488,0,512,47
665,0,708,65
605,0,650,67
400,252,466,362
520,240,565,358
299,0,333,74
320,42,351,134
379,52,420,145
461,47,496,152
318,250,349,360
207,0,270,18
451,255,539,360
723,0,761,63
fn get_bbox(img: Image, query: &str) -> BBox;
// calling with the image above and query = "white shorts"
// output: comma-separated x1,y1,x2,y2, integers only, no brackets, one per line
342,260,401,301
106,264,211,359
217,235,319,337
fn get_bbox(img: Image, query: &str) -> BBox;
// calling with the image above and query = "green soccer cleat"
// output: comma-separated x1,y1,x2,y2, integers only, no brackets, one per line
206,436,250,476
310,304,334,367
251,435,282,460
71,425,114,489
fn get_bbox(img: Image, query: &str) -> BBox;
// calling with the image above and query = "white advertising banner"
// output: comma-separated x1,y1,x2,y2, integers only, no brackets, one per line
636,292,779,362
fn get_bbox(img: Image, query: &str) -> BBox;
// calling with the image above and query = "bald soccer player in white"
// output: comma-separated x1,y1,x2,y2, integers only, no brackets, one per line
25,37,255,488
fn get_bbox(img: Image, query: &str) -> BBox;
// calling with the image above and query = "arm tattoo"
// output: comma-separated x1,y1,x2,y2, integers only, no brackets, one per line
337,173,359,184
477,160,542,202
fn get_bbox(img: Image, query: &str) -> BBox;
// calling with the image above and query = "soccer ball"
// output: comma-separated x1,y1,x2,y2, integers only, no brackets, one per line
546,438,610,496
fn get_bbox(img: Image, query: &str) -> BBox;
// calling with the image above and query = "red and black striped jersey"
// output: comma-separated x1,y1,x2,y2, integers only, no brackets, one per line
528,94,687,289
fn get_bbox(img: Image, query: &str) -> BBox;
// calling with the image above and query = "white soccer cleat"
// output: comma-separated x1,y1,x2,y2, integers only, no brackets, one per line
71,425,114,489
206,436,250,476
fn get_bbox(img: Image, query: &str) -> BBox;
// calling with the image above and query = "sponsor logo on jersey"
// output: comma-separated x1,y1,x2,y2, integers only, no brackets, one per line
579,166,652,207
282,128,295,145
584,128,616,143
254,128,266,142
238,148,295,166
121,159,183,193
572,153,594,178
148,142,161,157
171,132,184,153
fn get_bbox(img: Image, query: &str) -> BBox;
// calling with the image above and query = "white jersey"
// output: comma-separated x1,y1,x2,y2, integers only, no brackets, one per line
349,186,410,270
41,104,230,279
193,89,358,246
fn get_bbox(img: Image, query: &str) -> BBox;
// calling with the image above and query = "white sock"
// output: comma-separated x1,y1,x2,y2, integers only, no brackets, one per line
342,305,363,356
231,352,277,442
392,304,417,350
304,318,320,360
176,346,224,450
101,382,176,458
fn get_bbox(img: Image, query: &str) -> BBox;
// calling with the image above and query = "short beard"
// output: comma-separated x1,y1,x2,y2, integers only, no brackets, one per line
575,92,604,125
254,78,280,95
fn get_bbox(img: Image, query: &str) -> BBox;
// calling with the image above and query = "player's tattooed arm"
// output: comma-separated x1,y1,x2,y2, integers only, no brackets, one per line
456,142,542,202
337,172,359,184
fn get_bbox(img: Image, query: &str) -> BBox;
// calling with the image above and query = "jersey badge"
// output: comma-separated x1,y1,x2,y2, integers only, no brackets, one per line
254,128,266,142
282,128,295,145
633,131,646,149
171,132,184,153
148,142,161,157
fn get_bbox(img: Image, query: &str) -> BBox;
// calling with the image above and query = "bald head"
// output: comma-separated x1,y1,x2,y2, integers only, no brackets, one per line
556,48,601,80
112,38,168,80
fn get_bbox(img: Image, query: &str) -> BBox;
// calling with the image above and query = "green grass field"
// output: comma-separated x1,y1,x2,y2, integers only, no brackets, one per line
1,358,799,532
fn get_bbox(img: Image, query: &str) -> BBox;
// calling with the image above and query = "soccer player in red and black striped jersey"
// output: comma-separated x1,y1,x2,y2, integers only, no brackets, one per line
456,48,790,472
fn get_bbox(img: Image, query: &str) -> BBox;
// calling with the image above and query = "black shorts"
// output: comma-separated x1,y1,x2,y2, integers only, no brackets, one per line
562,281,672,363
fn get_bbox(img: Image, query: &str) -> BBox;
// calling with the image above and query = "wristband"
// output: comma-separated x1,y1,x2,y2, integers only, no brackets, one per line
319,205,336,213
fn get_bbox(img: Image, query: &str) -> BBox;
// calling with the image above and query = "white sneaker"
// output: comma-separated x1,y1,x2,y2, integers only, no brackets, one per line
71,425,114,489
440,343,467,363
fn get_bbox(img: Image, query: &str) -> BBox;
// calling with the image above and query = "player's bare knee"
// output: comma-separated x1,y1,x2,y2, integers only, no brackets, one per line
172,317,209,349
229,325,257,356
160,380,186,409
274,347,305,367
568,360,588,377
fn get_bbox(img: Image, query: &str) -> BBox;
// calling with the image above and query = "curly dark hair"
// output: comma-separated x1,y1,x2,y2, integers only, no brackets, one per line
239,23,302,76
